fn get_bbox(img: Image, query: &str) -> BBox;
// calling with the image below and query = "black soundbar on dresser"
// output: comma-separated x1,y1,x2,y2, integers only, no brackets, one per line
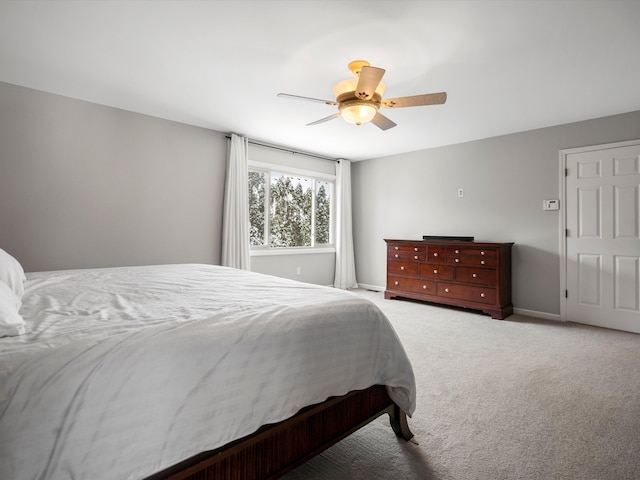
422,235,474,242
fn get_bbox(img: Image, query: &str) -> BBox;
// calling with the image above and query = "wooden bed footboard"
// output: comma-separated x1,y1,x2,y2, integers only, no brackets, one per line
146,385,413,480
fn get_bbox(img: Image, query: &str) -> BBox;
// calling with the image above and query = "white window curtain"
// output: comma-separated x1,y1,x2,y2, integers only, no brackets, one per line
334,159,358,289
221,134,250,270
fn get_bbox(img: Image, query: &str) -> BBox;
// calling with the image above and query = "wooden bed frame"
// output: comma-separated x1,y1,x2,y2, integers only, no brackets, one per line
146,385,413,480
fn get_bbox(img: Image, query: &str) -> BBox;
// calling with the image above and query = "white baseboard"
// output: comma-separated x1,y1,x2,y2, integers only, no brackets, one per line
355,284,562,322
513,308,562,322
356,283,385,292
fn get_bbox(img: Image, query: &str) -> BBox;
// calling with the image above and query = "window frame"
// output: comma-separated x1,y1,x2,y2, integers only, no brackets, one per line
248,160,336,256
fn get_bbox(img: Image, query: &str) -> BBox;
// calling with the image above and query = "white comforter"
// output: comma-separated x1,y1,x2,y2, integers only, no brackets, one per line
0,264,415,480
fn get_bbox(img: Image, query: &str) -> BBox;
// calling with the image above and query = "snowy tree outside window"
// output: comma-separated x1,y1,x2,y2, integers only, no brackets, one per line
248,169,333,249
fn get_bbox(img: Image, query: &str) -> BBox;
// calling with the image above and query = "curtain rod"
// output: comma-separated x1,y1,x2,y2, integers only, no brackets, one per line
225,135,339,162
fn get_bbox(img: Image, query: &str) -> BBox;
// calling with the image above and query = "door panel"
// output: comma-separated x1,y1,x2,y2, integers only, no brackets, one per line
577,253,601,306
578,187,600,237
565,142,640,333
614,184,638,238
615,256,639,311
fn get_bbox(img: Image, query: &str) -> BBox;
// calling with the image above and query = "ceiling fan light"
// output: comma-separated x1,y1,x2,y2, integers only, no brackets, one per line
341,103,377,125
332,78,357,98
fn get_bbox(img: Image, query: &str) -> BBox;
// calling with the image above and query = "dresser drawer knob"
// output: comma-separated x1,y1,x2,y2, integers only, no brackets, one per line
481,251,485,255
472,273,477,278
395,246,399,250
444,288,450,293
433,269,438,274
394,281,399,286
400,266,405,271
455,258,460,263
395,254,399,258
433,252,438,257
414,255,419,260
481,260,486,265
480,293,486,298
414,247,419,252
455,249,460,254
423,285,427,289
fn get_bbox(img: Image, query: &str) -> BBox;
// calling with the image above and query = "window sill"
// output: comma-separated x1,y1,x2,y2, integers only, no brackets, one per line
250,247,336,257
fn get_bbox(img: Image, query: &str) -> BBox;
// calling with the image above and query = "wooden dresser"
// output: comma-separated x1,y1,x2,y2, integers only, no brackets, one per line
384,239,514,319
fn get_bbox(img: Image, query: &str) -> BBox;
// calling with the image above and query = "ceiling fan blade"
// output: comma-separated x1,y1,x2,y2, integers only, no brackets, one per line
307,113,341,126
355,66,385,100
371,112,397,131
382,92,447,108
278,93,338,106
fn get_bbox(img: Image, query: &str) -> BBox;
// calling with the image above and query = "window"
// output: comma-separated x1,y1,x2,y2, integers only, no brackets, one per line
248,166,334,251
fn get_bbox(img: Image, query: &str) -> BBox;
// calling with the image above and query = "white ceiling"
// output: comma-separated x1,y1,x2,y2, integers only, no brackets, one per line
1,0,639,161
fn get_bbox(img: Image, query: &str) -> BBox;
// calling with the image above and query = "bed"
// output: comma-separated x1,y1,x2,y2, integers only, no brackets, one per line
0,254,416,480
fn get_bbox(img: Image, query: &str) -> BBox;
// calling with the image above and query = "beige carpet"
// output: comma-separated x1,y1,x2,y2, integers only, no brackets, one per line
281,289,640,480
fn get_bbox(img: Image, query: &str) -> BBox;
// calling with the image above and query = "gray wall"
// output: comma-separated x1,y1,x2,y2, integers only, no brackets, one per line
352,110,640,316
251,252,335,285
0,82,227,272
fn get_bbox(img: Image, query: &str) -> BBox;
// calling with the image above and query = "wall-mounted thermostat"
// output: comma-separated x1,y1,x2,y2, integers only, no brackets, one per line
543,199,560,211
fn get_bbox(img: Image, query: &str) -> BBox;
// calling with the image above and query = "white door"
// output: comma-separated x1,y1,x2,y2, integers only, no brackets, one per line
563,140,640,333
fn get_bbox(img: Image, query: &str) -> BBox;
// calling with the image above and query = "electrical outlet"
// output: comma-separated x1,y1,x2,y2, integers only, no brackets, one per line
457,188,464,198
543,199,559,211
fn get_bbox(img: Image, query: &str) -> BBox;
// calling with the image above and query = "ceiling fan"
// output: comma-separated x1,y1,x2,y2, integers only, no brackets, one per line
278,60,447,131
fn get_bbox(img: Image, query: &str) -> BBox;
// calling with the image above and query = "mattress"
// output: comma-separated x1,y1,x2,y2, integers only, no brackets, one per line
0,264,416,480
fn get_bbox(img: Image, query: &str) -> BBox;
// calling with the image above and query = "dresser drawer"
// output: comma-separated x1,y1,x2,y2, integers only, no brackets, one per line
447,255,497,267
387,245,425,261
437,283,496,305
447,247,497,258
426,246,447,264
455,266,496,286
387,276,436,295
419,263,454,280
388,251,425,261
387,260,419,276
388,244,425,254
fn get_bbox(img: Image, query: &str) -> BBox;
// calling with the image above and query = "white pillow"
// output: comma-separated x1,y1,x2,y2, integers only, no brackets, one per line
0,247,26,299
0,281,27,337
